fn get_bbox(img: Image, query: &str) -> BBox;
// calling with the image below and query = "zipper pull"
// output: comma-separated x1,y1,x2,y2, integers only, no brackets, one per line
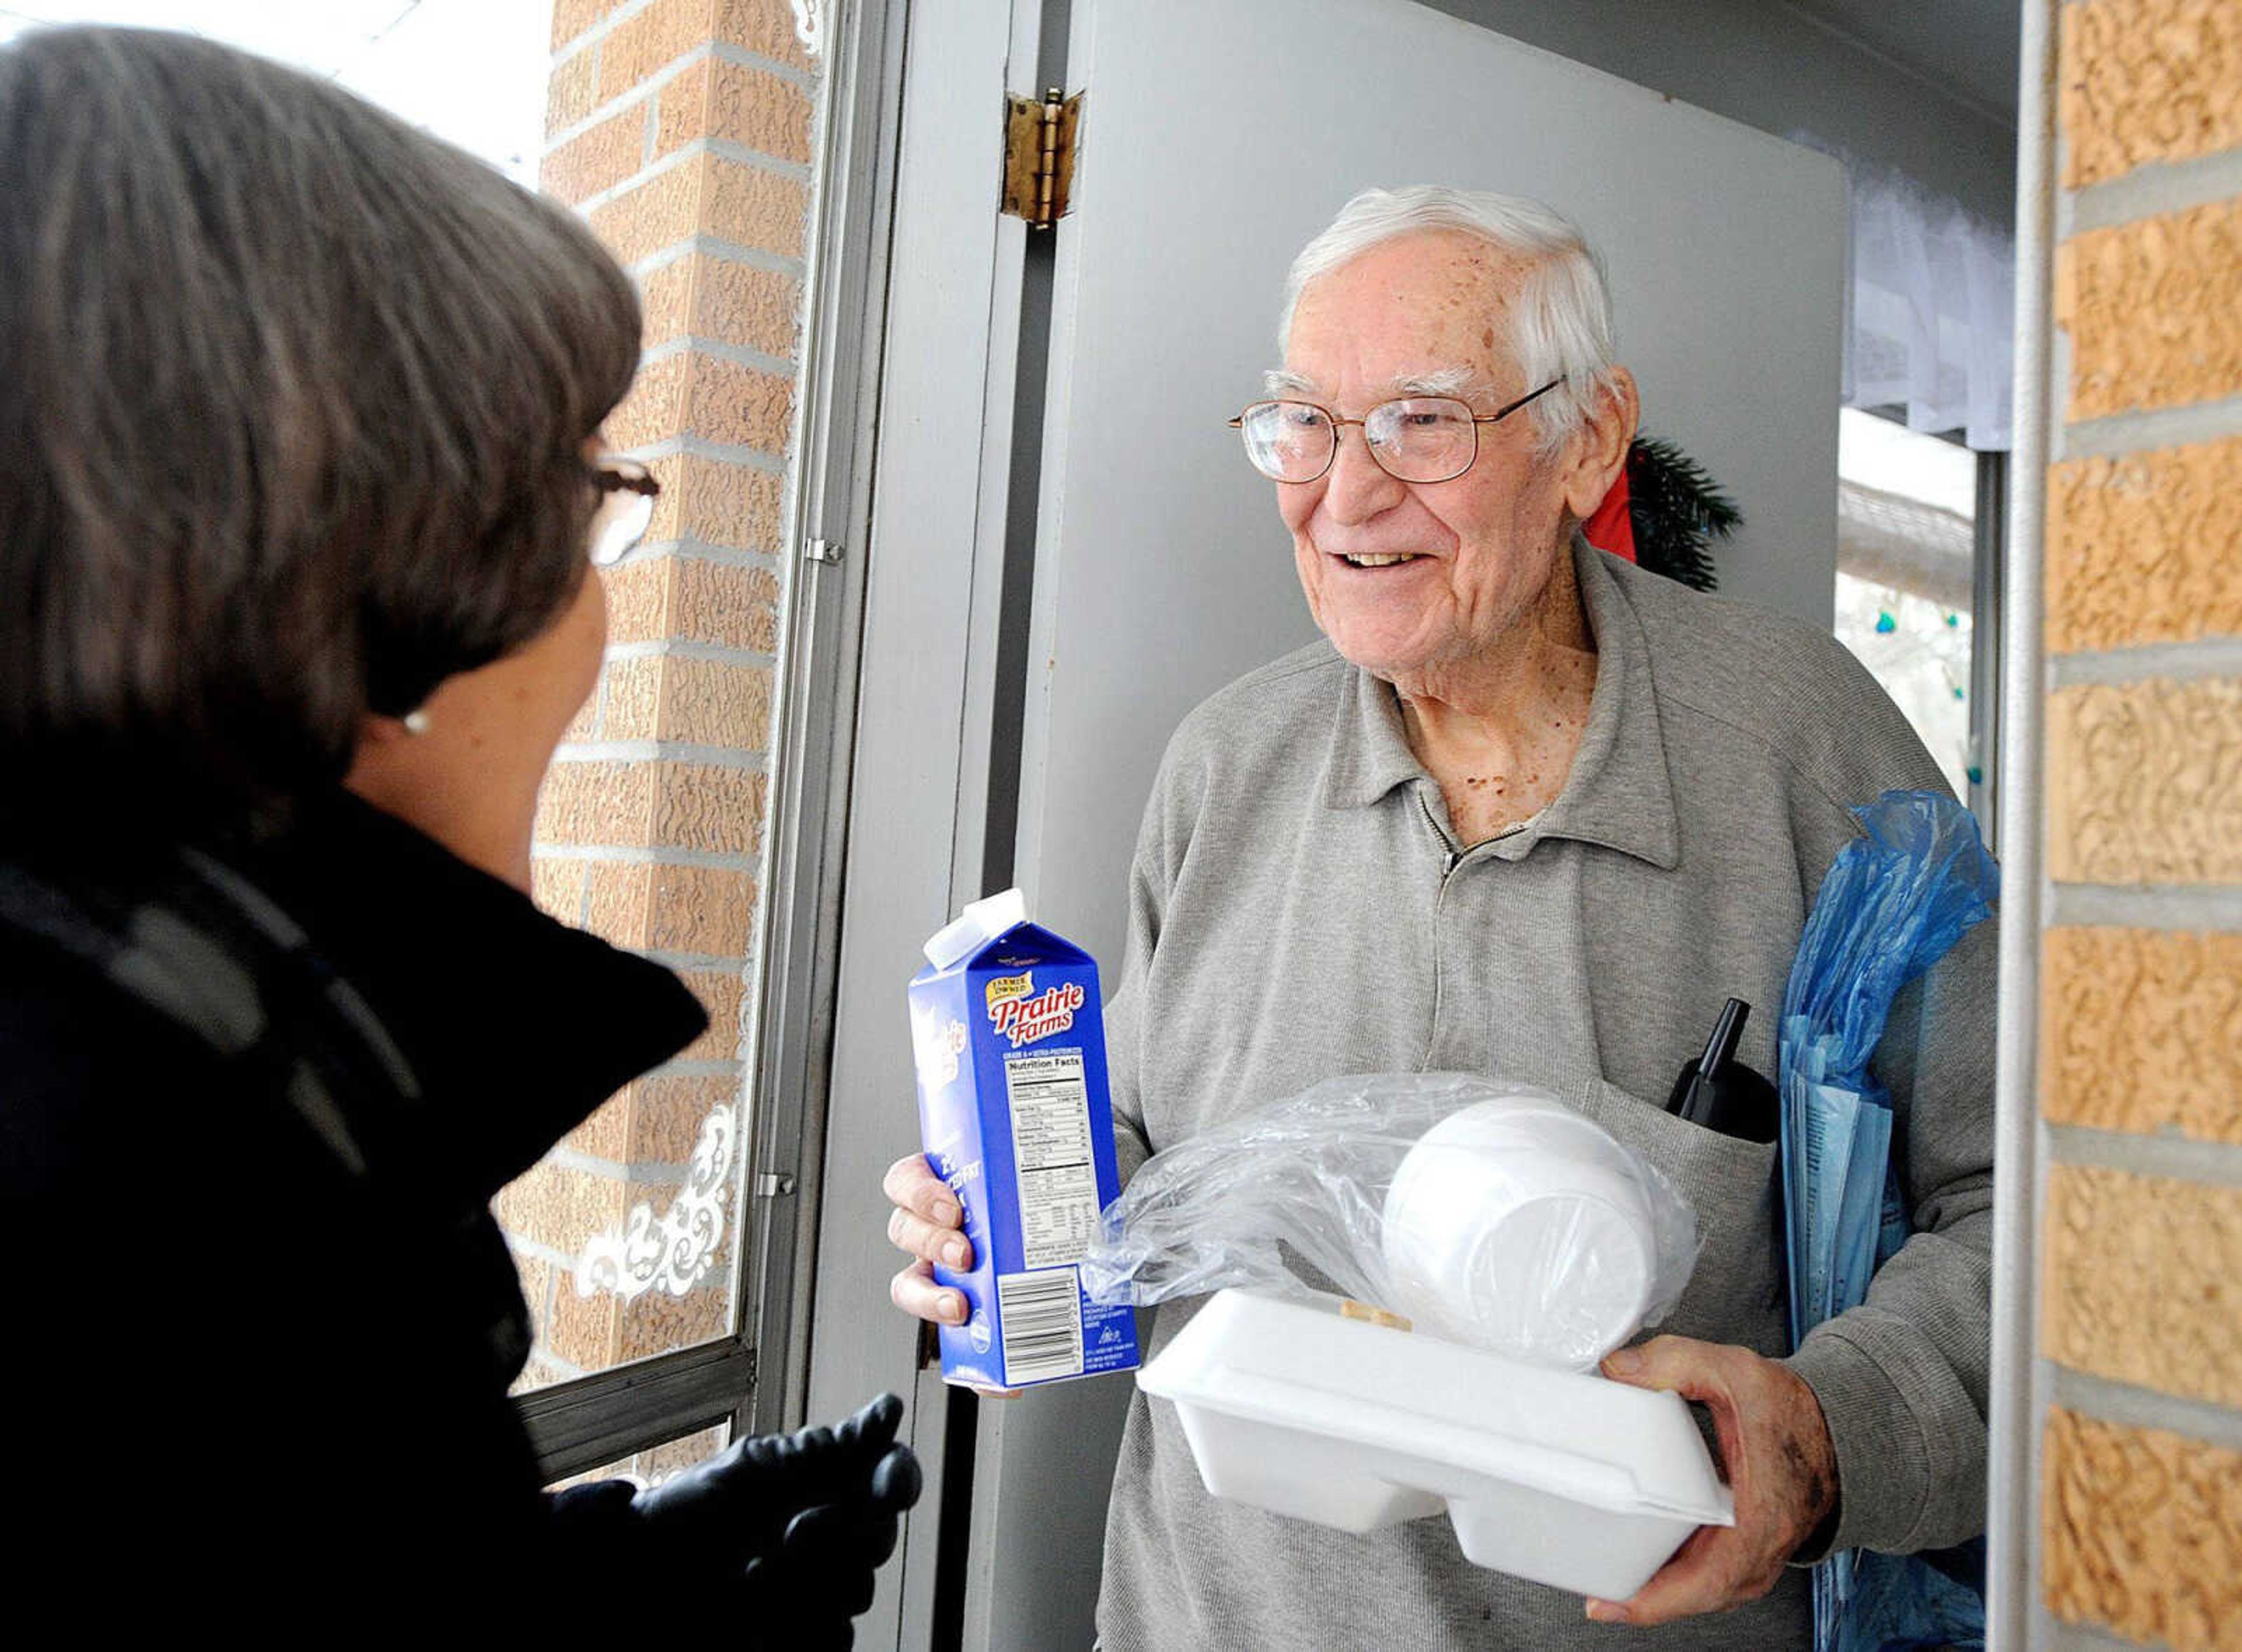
1441,848,1461,878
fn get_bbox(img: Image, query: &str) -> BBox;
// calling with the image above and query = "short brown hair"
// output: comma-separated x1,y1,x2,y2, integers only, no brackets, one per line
0,26,643,832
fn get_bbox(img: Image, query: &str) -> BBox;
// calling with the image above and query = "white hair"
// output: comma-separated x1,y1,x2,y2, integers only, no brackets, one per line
1278,185,1621,454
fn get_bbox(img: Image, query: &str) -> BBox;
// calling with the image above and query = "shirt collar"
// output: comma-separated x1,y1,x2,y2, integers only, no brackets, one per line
1320,535,1681,869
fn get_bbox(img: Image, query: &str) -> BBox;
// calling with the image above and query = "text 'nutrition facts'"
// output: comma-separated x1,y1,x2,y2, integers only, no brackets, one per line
1003,1049,1100,1269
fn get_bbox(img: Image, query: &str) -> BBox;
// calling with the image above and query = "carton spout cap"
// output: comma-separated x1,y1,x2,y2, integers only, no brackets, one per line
922,887,1030,970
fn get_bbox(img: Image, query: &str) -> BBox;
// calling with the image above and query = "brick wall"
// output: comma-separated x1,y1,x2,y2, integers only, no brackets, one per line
2037,2,2242,1643
501,0,820,1392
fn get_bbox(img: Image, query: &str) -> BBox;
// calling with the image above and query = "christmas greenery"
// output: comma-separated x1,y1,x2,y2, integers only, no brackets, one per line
1628,435,1739,593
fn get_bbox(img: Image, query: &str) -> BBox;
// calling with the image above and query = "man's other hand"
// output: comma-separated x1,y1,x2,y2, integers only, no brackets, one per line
1583,1334,1837,1627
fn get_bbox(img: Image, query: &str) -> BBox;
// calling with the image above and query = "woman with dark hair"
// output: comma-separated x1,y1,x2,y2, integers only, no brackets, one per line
0,26,913,1637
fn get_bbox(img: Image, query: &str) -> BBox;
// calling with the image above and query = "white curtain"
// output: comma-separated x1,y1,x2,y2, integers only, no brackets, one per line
1802,141,2016,452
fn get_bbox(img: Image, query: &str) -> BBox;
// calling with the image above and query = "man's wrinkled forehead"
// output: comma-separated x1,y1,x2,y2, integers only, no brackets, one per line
1279,231,1525,393
1262,364,1479,400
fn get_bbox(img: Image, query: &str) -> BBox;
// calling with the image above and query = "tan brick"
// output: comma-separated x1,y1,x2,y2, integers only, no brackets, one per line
639,253,801,356
690,354,795,449
538,759,764,854
600,656,668,743
602,557,677,644
677,654,771,748
2060,202,2242,420
603,653,767,746
639,257,697,347
2060,0,2242,188
534,759,655,848
605,351,689,449
653,656,772,749
545,46,602,138
678,968,745,1061
656,57,814,163
705,158,807,257
584,859,655,949
529,855,587,926
2043,928,2242,1142
565,1088,635,1161
495,1160,632,1255
541,104,646,206
650,762,766,855
551,0,629,51
590,159,704,264
698,257,801,356
2047,678,2242,884
675,556,780,649
651,57,714,159
2043,1407,2242,1648
715,0,813,69
2049,440,2242,653
713,60,814,161
511,1353,575,1400
547,1268,621,1368
646,862,758,955
625,1072,741,1163
632,1426,730,1486
617,1275,733,1360
604,351,792,451
601,0,703,97
514,1252,555,1347
671,454,784,551
2045,1165,2242,1409
590,154,805,266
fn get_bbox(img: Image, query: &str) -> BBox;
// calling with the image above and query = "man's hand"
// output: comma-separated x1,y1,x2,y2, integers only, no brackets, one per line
882,1152,1019,1399
1584,1335,1836,1627
884,1152,972,1326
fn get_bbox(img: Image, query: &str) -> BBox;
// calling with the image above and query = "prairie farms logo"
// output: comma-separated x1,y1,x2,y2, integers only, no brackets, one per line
986,975,1085,1047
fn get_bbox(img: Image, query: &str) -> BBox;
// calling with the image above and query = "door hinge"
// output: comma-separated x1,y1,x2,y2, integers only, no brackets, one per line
1001,86,1081,230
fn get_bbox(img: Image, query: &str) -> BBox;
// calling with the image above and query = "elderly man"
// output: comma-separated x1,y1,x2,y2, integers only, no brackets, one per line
886,185,1993,1648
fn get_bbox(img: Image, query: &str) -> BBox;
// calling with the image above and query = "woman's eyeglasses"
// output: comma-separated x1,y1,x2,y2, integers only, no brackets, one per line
587,456,660,567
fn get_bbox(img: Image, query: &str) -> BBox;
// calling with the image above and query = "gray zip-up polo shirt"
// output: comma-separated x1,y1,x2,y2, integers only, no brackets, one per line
1095,539,1996,1650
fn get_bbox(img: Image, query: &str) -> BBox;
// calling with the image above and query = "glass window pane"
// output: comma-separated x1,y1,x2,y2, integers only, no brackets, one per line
1834,573,1973,795
548,1423,732,1494
503,1085,747,1394
4,7,827,1403
1834,410,1977,797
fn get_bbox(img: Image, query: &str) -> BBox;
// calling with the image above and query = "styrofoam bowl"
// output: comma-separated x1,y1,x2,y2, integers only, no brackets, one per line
1380,1099,1660,1364
1138,1289,1733,1600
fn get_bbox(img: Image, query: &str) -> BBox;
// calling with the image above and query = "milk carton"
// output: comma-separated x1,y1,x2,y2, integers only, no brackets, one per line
908,890,1140,1389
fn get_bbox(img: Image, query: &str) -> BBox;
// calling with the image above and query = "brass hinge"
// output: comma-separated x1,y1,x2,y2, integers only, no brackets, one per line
1001,86,1081,230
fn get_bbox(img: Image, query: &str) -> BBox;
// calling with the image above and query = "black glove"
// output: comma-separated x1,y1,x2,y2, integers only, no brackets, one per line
629,1392,921,1646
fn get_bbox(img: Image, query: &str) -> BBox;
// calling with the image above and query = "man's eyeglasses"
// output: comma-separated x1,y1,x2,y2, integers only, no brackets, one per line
1228,379,1564,485
587,456,660,567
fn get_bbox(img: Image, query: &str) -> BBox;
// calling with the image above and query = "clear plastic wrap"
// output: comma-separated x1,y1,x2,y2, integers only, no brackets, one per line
1078,1072,1700,1369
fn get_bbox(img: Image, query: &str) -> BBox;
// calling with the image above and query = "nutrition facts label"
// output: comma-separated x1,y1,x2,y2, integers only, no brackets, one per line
1004,1049,1101,1269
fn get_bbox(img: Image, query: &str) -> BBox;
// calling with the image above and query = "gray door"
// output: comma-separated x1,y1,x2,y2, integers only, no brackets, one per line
977,3,1847,1647
1018,0,1846,969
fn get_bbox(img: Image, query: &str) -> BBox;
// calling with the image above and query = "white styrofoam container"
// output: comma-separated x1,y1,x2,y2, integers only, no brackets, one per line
1136,1289,1735,1600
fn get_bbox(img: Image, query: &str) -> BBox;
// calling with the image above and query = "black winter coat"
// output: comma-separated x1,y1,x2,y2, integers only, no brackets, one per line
0,791,706,1633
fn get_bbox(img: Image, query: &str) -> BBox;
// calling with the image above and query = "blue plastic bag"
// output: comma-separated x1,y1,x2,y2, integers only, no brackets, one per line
1779,790,1997,1652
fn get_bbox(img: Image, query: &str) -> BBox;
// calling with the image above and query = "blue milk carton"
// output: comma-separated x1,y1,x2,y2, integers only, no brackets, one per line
908,888,1140,1389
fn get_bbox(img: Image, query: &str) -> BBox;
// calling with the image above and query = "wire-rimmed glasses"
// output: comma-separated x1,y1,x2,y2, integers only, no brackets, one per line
587,456,660,567
1229,378,1564,485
